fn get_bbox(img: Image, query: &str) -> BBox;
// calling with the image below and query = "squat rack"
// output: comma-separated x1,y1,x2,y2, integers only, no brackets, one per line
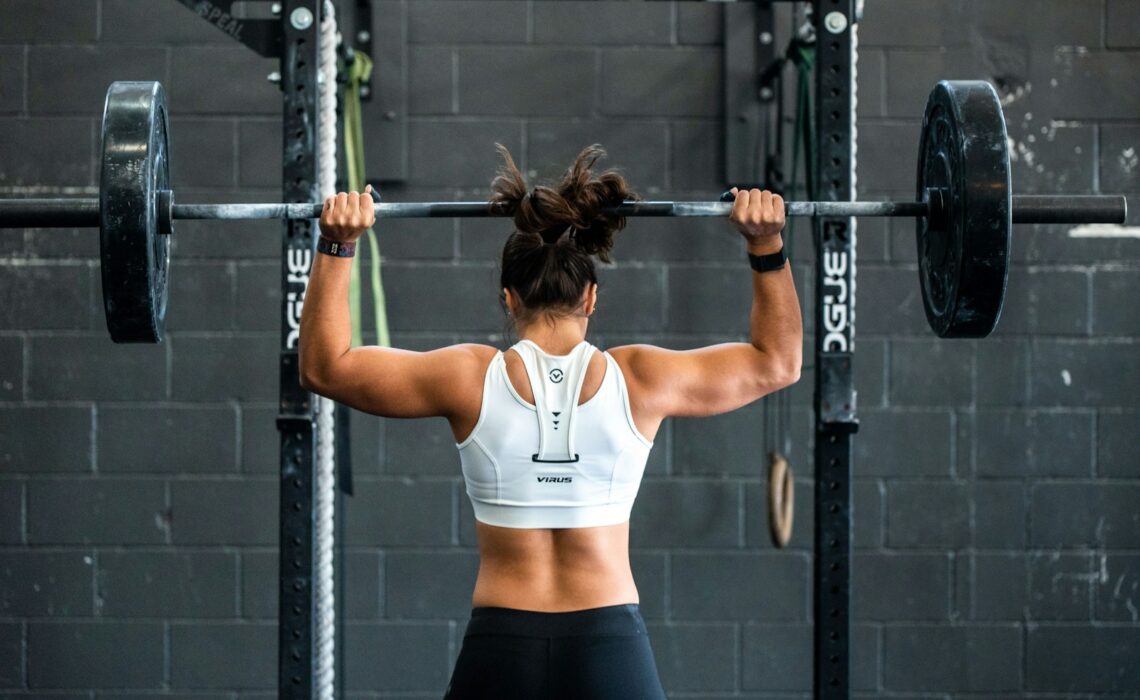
733,2,860,696
810,3,858,697
179,1,859,697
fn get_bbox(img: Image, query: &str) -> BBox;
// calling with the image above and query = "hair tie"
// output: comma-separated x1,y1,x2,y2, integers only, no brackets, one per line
546,227,574,246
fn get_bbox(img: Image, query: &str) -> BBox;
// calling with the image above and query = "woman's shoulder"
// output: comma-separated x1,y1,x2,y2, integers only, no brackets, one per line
427,344,501,403
444,343,501,365
603,343,653,365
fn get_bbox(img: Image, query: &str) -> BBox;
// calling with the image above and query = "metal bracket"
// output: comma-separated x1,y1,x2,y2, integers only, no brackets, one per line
352,0,374,100
172,0,284,57
817,353,857,424
363,1,410,181
724,1,778,185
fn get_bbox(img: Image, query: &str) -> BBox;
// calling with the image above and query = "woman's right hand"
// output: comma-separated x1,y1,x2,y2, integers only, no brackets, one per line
728,187,785,253
319,185,377,243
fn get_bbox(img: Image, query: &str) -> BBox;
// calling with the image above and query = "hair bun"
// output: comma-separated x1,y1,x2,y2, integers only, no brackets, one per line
489,143,637,263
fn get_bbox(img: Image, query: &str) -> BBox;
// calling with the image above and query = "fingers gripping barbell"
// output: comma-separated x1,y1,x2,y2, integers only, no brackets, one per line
0,80,1127,342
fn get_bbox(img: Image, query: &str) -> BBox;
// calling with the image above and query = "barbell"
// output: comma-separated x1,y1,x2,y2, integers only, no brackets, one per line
0,80,1127,343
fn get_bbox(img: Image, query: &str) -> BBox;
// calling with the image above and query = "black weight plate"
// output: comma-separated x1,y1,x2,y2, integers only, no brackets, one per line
916,81,1011,338
100,81,171,343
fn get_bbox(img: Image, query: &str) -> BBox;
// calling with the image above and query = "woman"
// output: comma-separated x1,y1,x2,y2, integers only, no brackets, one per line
299,145,802,699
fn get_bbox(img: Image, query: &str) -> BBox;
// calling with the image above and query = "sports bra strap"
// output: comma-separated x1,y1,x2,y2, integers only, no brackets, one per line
511,340,595,463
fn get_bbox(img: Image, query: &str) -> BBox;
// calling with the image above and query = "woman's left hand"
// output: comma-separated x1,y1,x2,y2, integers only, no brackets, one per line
319,185,377,242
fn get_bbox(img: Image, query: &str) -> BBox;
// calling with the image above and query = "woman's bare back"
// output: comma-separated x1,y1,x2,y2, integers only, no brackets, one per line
455,344,646,612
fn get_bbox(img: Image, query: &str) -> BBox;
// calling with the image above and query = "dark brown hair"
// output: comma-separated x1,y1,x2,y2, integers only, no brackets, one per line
490,143,637,322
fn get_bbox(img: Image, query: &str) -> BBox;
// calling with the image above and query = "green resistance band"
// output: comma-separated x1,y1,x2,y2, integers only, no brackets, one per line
344,51,391,348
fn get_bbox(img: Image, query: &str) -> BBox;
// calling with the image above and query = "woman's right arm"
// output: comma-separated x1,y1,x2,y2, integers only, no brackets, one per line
611,188,803,421
298,190,489,420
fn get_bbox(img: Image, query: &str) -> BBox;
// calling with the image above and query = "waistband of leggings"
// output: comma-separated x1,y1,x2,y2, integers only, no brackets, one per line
464,603,647,638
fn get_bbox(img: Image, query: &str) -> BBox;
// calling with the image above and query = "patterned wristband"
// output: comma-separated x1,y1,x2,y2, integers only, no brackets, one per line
317,236,356,258
748,247,786,273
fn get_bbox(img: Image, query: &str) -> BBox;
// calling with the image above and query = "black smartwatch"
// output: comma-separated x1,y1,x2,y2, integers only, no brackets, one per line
748,247,787,273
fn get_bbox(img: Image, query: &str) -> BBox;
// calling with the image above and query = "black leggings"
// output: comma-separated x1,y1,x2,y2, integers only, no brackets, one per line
444,604,666,700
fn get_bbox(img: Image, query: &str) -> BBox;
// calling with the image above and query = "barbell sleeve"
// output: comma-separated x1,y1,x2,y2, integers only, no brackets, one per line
0,198,101,228
1010,195,1127,224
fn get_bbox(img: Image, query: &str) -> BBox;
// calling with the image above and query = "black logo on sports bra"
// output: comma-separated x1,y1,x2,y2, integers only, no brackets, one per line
548,368,564,383
537,476,573,483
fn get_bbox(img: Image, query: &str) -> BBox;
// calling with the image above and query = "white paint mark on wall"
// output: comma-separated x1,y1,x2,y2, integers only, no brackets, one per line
1007,135,1038,167
1053,45,1090,68
1068,225,1140,239
0,185,98,196
1120,147,1138,175
1060,369,1072,386
1114,573,1139,623
1000,81,1032,106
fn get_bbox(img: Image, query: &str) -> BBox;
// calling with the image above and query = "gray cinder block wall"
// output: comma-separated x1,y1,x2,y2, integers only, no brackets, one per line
0,0,1138,697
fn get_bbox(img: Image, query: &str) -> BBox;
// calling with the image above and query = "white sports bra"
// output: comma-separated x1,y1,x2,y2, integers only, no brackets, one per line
457,340,654,529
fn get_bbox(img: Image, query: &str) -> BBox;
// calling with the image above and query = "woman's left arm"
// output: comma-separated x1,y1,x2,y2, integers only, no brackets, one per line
298,189,485,418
